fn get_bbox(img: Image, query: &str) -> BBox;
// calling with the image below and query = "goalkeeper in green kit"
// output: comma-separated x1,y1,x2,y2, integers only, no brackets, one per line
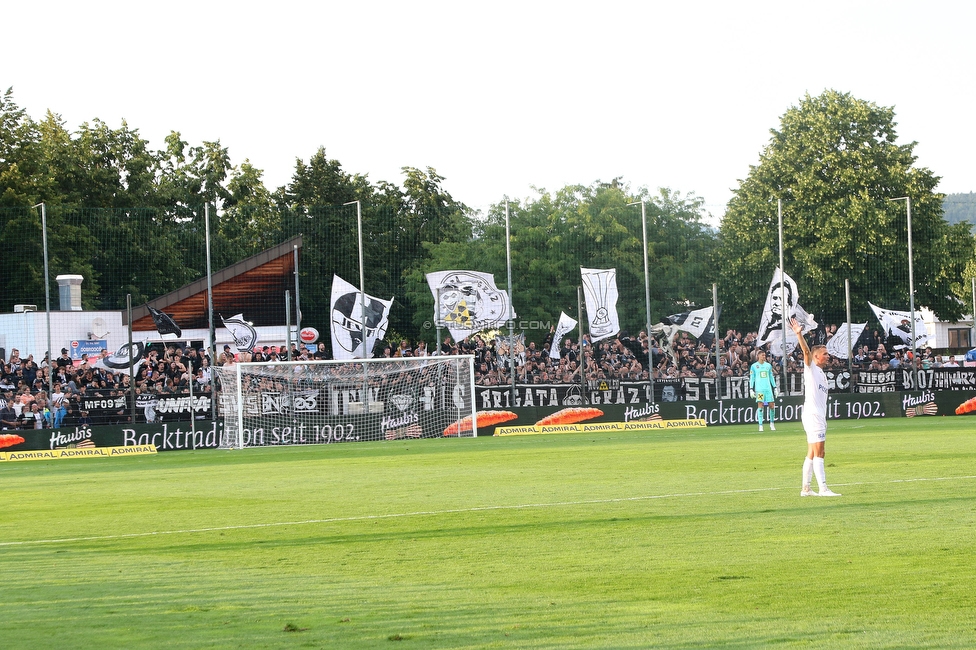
750,349,778,431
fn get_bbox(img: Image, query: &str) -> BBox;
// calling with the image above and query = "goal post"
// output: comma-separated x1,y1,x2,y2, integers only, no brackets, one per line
215,355,476,448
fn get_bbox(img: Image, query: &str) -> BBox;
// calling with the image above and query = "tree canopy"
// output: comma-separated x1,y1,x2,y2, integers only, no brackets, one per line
2,86,974,352
717,89,974,331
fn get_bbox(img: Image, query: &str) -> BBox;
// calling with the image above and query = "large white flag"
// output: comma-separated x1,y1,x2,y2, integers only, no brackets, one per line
757,268,817,355
665,306,718,345
221,313,258,353
649,306,718,367
868,302,932,349
426,270,514,343
548,311,579,359
330,275,394,360
826,322,867,359
581,267,621,342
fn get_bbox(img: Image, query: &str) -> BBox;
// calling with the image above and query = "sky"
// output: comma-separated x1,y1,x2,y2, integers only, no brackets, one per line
6,1,976,223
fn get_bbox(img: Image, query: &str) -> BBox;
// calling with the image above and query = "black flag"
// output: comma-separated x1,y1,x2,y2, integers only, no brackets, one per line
148,306,182,338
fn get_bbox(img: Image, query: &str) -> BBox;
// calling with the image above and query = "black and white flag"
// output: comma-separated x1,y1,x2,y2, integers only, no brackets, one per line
221,313,258,354
548,311,578,360
664,305,720,347
757,268,817,355
650,305,719,367
826,322,867,359
330,274,393,360
581,267,620,342
426,270,514,343
868,302,932,349
147,306,182,338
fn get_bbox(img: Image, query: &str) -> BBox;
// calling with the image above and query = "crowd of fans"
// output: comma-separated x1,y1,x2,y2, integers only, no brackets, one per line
3,324,967,431
371,324,963,386
0,344,218,431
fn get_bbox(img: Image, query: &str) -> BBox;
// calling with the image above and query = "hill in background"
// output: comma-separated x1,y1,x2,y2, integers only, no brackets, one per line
944,192,976,231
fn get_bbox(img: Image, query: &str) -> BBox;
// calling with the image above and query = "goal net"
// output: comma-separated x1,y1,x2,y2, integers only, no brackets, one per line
215,355,476,448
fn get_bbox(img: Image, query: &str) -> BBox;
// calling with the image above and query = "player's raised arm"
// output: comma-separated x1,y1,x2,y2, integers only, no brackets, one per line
790,317,811,365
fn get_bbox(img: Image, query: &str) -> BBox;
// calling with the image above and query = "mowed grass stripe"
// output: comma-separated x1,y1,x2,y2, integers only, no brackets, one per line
1,416,975,648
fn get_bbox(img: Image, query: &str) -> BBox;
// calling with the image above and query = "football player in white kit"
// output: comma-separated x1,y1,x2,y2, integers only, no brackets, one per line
790,317,841,497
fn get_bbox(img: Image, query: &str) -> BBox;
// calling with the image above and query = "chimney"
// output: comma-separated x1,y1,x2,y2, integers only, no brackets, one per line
56,275,84,311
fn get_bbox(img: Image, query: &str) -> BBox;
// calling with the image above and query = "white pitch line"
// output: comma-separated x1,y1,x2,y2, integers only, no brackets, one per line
2,474,975,548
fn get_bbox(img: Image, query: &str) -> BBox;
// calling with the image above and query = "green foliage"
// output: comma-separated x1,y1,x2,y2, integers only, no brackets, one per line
718,90,974,330
4,85,974,345
404,183,717,343
2,418,976,647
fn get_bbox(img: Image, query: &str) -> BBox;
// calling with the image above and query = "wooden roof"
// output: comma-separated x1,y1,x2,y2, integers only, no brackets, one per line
128,236,302,331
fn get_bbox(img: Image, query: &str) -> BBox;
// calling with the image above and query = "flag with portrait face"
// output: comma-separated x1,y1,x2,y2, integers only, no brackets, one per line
757,268,816,354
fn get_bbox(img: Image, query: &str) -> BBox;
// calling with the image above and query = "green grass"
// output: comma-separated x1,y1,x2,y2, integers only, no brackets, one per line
2,416,975,648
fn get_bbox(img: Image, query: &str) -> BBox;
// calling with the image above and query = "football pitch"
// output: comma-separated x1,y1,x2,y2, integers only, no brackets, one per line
2,416,975,649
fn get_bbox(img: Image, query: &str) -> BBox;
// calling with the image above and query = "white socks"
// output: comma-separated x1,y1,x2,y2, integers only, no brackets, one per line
802,457,813,487
813,457,827,489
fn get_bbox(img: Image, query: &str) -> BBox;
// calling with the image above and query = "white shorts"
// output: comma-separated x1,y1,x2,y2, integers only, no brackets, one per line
802,414,826,444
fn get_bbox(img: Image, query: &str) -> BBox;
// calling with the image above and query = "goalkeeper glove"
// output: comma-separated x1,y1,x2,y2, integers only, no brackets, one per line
774,387,780,399
750,389,756,399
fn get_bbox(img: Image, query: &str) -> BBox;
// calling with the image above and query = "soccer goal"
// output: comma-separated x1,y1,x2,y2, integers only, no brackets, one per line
215,355,476,448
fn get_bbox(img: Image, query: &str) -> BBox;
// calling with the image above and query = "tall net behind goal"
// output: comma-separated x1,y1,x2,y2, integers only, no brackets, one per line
216,355,476,448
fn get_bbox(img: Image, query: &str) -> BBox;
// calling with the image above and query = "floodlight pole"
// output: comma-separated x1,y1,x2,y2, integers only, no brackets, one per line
127,294,136,423
344,200,367,359
505,200,517,404
628,200,655,403
344,200,370,413
845,279,853,383
293,244,301,341
205,204,216,420
890,197,916,357
34,203,53,397
777,198,787,392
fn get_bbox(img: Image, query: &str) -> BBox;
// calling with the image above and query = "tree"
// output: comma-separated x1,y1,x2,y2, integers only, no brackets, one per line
717,90,974,332
0,87,43,206
402,181,717,344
